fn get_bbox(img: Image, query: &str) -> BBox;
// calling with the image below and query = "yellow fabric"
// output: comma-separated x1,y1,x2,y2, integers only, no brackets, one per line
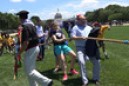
98,25,109,38
0,43,2,46
7,37,14,46
0,35,2,40
0,35,3,46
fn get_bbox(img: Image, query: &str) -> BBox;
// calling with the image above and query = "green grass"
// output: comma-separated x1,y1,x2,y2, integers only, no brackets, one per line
0,26,129,86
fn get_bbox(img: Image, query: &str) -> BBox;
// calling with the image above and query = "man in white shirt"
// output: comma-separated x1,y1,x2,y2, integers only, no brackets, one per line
35,17,46,61
71,14,100,86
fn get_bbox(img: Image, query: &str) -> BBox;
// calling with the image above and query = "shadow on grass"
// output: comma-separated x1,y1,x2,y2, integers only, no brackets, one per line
62,77,82,86
62,78,98,86
39,68,99,86
40,68,97,86
40,68,83,86
40,68,64,80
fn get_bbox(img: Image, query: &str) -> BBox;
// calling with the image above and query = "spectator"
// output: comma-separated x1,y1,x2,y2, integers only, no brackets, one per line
35,17,46,61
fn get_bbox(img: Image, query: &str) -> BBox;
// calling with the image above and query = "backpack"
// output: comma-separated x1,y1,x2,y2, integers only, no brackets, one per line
85,27,100,57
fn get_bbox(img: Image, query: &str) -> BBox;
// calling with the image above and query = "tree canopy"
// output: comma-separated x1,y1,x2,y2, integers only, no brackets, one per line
85,4,129,22
0,12,19,31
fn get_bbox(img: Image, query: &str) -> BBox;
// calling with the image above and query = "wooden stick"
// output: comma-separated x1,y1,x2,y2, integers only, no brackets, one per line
85,37,129,45
64,37,129,45
39,37,129,46
9,32,129,45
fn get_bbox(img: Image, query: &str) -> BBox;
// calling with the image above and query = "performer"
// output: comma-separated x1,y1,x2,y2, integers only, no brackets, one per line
92,22,110,59
17,10,53,86
71,14,100,86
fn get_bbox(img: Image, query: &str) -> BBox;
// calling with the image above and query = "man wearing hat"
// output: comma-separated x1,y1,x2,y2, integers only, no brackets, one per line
16,10,34,25
17,10,53,86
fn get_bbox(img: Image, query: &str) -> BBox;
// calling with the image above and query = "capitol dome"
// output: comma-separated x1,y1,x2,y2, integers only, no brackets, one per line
54,9,62,19
54,13,62,19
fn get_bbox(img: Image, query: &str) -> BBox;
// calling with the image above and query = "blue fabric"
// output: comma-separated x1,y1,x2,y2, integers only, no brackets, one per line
123,40,129,44
38,37,45,58
54,45,72,56
38,37,44,43
64,40,68,45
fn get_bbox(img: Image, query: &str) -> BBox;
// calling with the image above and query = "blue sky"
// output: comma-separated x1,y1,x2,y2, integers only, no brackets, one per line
0,0,129,20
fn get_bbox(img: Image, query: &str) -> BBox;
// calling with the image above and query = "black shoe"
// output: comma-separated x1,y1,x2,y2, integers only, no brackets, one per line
48,80,53,86
90,80,100,86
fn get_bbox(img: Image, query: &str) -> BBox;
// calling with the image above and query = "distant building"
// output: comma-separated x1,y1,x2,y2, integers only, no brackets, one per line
54,13,62,19
54,8,62,19
54,9,63,27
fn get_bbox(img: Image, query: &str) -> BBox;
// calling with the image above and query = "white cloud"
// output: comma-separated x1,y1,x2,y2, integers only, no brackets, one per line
8,9,17,13
67,0,98,8
104,1,129,7
28,1,89,20
63,0,129,19
10,0,36,3
43,0,129,20
66,0,129,12
25,0,36,2
30,11,55,20
15,0,129,20
10,0,22,3
30,9,86,20
92,1,129,11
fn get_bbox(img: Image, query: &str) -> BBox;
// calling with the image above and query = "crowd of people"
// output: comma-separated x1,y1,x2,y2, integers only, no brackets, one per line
0,10,111,86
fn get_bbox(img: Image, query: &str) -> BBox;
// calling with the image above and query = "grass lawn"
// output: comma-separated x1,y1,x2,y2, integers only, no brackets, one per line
0,26,129,86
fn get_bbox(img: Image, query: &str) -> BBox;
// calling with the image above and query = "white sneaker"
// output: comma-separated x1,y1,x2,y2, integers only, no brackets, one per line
104,52,109,59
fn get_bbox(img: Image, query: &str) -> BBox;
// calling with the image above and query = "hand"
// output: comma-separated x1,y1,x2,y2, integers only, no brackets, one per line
63,38,67,41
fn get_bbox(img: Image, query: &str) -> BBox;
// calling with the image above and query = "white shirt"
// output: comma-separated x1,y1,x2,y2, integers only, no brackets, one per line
36,25,44,37
23,19,34,26
71,25,92,47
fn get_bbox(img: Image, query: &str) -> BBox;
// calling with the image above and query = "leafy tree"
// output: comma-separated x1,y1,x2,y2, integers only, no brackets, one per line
85,4,129,22
108,13,123,21
85,11,95,22
30,16,45,27
0,12,19,31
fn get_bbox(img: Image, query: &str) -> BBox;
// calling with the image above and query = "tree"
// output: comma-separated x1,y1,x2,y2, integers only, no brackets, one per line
30,16,45,27
0,12,19,31
108,13,123,21
85,4,129,23
85,11,95,22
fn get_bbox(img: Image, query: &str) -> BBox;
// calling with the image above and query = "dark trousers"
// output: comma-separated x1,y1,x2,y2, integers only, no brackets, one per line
38,37,45,59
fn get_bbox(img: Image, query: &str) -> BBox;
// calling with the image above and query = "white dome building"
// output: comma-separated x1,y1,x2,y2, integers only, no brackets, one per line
54,13,62,19
54,9,63,27
54,8,62,19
